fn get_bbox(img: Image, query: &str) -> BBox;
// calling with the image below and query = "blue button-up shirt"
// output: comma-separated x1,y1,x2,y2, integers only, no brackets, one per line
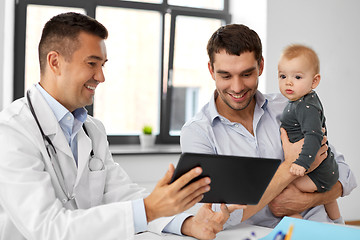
36,84,87,164
181,91,357,228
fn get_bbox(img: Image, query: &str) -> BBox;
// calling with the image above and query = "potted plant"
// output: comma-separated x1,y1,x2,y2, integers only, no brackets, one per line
140,125,155,148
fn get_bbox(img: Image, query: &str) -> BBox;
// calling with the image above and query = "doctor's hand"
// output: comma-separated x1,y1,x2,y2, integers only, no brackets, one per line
144,164,210,222
181,203,247,240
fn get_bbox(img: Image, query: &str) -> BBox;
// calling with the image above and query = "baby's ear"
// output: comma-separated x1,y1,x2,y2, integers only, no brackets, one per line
312,74,321,89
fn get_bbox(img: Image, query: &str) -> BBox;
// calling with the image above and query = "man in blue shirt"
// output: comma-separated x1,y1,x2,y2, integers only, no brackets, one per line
181,24,357,228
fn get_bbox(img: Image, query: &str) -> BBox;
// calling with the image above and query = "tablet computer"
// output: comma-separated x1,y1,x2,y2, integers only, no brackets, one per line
170,152,281,205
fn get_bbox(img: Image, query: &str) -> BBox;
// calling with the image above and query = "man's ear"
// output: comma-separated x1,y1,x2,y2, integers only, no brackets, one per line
47,51,61,75
258,57,264,76
208,61,215,80
312,74,321,89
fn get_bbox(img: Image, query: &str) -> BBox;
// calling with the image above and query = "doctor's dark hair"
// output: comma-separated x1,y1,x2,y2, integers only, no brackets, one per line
207,24,262,68
38,12,108,74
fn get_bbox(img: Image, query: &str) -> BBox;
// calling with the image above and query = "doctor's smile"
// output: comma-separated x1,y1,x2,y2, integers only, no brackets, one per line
84,82,99,93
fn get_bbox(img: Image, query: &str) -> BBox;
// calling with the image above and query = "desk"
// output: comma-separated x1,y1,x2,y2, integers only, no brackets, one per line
135,223,272,240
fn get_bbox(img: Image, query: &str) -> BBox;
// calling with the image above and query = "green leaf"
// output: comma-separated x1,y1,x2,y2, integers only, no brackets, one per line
142,125,152,135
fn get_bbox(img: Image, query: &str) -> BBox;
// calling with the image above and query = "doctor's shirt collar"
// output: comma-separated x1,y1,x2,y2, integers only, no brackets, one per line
35,83,87,124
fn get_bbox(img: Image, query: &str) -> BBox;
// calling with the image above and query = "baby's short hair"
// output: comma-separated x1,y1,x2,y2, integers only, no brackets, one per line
282,44,320,74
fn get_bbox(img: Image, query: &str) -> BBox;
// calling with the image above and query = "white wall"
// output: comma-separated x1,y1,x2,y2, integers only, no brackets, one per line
0,0,14,110
114,154,180,192
266,0,360,221
0,0,5,109
229,0,267,92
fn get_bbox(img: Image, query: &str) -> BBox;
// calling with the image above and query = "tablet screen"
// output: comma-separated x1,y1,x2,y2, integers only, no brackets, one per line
170,152,281,204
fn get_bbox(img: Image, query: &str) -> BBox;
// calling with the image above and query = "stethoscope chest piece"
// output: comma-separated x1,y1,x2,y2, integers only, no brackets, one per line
89,157,104,171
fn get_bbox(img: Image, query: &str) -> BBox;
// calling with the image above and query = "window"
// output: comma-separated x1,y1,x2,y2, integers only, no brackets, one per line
24,5,86,91
14,0,231,144
169,15,222,135
95,7,162,138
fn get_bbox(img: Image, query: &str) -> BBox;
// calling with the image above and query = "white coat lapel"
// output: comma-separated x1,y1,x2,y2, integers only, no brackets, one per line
75,124,92,187
50,127,78,194
29,87,75,160
28,86,77,195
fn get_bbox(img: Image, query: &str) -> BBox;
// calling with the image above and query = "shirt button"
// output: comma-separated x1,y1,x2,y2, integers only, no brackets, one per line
67,116,71,121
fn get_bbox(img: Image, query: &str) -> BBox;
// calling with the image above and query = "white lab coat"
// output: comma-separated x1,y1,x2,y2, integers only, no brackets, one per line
0,86,174,240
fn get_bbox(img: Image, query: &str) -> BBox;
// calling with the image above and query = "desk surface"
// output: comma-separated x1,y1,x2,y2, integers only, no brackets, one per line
135,223,272,240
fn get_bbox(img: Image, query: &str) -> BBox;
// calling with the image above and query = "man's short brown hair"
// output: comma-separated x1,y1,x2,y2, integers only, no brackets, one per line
207,24,262,68
38,12,108,74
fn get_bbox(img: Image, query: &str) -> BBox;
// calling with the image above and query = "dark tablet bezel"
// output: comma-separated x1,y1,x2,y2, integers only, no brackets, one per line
170,152,281,205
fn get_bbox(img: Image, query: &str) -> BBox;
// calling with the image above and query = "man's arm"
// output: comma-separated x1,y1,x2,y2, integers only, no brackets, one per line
242,128,330,221
269,141,357,217
269,181,342,217
242,161,295,221
241,128,300,221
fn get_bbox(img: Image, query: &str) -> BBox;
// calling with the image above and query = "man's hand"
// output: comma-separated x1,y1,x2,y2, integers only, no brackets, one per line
280,128,303,164
181,203,246,240
290,163,306,176
144,164,211,222
273,129,330,217
308,133,328,172
269,181,343,217
269,183,313,217
280,128,328,167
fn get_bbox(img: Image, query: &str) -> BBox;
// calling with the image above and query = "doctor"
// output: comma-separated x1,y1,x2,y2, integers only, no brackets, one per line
0,12,243,240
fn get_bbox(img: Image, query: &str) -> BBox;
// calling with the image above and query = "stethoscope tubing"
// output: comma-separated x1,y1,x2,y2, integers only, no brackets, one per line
26,90,74,203
26,90,57,157
26,90,104,205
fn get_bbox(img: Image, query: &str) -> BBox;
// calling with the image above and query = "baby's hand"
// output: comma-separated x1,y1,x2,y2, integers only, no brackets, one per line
290,163,306,176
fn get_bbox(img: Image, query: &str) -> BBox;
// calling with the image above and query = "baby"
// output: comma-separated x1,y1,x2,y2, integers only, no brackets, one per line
278,44,341,223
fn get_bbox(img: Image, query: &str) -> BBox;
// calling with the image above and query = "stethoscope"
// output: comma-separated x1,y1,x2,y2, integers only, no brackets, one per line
26,90,104,205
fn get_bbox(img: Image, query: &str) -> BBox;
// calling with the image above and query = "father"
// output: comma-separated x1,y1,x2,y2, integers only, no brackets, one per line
181,24,357,228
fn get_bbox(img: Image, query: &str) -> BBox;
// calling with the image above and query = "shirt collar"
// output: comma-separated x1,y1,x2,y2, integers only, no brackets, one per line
209,91,221,125
35,83,87,124
209,90,268,125
255,90,269,109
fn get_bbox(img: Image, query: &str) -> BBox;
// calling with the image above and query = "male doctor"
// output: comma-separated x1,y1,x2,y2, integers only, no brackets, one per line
0,13,243,240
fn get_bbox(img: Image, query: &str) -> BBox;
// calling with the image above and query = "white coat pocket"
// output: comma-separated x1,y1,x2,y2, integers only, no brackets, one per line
88,168,107,206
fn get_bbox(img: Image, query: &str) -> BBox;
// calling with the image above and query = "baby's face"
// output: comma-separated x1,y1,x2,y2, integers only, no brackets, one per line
278,55,318,101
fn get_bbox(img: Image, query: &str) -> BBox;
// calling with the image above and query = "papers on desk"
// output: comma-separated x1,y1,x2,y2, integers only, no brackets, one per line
259,216,360,240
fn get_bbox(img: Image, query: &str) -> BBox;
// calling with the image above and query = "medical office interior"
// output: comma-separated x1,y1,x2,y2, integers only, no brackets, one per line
0,0,359,226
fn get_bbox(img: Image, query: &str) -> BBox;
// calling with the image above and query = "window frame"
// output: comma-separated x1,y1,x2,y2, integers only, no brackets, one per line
14,0,231,145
